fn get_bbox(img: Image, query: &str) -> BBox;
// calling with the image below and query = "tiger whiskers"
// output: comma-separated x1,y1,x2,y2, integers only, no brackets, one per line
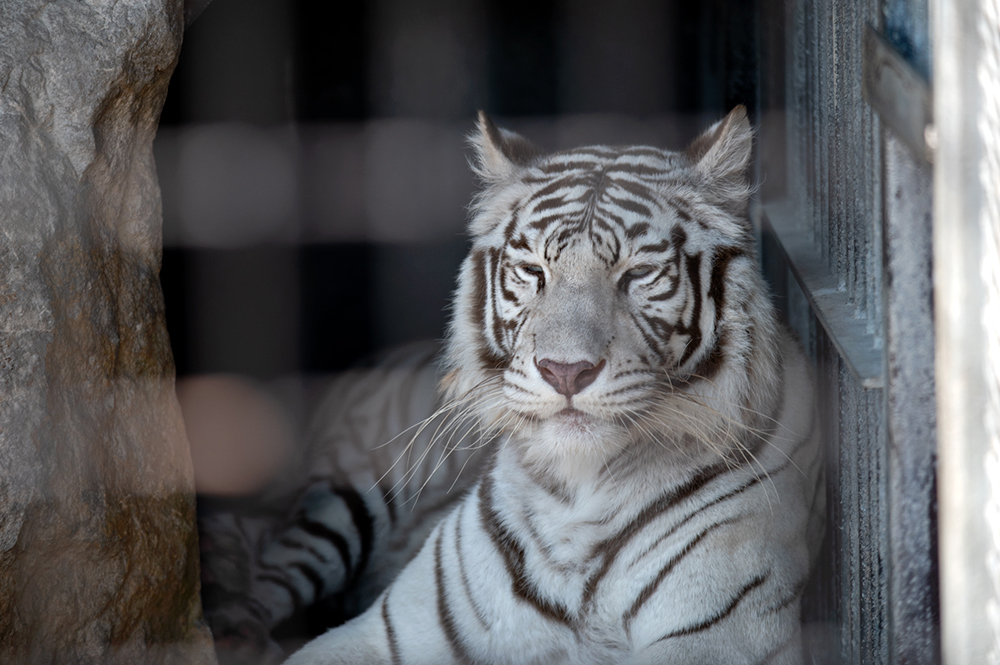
670,371,809,483
377,377,509,509
636,388,783,508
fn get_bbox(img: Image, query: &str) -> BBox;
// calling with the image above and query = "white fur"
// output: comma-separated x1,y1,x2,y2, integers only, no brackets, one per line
284,110,822,665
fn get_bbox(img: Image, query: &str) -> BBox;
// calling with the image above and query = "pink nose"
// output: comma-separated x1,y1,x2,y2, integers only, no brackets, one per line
535,358,606,397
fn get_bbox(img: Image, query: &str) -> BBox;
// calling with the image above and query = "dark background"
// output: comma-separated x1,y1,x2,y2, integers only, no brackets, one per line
157,0,757,379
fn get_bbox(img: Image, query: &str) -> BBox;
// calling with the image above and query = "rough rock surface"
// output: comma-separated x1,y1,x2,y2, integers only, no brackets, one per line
0,1,216,663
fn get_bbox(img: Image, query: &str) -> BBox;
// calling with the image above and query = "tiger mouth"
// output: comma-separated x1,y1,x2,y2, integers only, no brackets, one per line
553,407,596,425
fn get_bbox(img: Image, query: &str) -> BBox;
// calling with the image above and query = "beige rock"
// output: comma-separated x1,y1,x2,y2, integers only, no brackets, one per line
0,0,217,662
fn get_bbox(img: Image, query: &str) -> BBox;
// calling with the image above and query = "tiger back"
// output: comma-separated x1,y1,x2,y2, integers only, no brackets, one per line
284,107,823,665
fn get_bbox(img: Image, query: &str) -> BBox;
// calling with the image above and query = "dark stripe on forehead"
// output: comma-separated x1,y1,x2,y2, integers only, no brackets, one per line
509,234,530,251
608,161,671,177
637,239,670,254
563,146,619,158
528,213,564,232
619,146,669,159
528,175,592,202
606,176,660,207
502,204,523,243
665,197,708,229
532,194,573,214
536,160,604,174
605,194,652,218
671,224,688,248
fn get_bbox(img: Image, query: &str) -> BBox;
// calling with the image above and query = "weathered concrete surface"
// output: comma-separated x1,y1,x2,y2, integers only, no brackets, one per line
0,1,216,663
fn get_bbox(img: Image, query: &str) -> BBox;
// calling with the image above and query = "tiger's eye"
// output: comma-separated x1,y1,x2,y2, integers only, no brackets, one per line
625,265,656,279
519,263,546,289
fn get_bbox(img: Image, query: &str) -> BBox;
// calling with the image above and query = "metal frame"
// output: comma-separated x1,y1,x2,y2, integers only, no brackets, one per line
756,1,940,663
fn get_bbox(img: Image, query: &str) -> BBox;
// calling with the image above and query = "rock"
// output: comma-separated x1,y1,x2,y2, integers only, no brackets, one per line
0,1,217,663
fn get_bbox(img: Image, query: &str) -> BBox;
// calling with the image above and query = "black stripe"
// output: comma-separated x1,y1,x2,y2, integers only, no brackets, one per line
454,502,491,630
297,518,352,572
582,458,749,607
619,147,667,159
276,536,330,565
333,487,375,583
622,516,740,637
690,330,726,382
654,571,770,641
637,239,670,254
290,561,326,601
470,250,505,369
627,311,667,364
606,177,660,207
435,529,475,664
625,222,650,239
532,194,571,214
563,146,619,159
677,251,704,366
477,477,573,626
382,593,402,665
487,247,508,355
628,468,782,570
605,193,652,218
502,205,523,243
537,159,605,173
508,234,530,251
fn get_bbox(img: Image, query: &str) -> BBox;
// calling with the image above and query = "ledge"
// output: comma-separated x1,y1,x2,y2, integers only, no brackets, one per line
758,199,884,389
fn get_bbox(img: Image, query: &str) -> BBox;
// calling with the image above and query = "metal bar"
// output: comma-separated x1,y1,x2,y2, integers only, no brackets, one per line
757,200,884,388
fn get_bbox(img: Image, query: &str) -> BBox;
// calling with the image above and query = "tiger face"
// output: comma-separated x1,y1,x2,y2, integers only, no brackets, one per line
444,108,775,474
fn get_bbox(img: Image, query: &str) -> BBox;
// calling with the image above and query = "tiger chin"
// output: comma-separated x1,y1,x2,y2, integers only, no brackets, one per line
285,107,824,665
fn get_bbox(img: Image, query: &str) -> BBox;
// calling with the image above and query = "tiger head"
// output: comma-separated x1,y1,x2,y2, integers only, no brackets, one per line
442,108,783,477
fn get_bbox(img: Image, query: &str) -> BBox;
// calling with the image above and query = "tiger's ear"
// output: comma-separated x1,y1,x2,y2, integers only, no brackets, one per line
686,106,753,194
470,111,542,182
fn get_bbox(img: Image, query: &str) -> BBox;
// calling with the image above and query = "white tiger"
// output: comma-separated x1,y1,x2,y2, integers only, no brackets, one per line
281,107,824,665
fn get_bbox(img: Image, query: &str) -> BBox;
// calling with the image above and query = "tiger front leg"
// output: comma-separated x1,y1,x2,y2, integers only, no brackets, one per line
281,524,455,665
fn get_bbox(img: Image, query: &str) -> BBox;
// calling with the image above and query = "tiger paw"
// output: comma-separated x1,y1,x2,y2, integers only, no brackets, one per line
208,605,282,665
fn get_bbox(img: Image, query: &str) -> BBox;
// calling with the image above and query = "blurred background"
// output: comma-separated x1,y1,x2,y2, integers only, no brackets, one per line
157,0,757,495
156,0,754,382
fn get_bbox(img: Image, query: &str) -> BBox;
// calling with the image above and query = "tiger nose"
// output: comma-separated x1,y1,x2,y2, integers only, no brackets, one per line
535,358,606,397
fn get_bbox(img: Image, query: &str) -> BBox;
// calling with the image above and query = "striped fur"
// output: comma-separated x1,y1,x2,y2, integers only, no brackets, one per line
283,107,823,664
200,343,488,657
